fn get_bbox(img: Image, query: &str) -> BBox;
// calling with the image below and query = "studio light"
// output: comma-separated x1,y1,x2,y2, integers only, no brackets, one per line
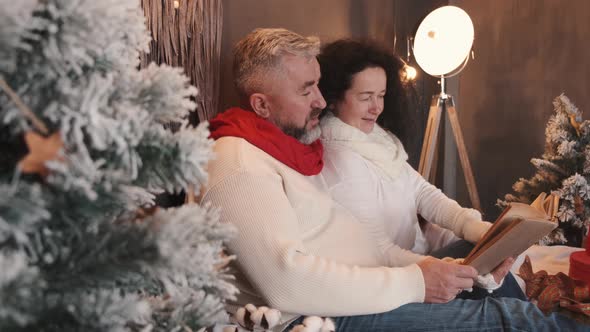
414,6,481,211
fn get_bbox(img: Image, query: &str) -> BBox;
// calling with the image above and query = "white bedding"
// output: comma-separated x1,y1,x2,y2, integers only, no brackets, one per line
511,245,585,293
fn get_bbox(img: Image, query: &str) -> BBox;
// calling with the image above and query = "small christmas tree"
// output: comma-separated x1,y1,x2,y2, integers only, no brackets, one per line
501,94,590,247
0,0,236,331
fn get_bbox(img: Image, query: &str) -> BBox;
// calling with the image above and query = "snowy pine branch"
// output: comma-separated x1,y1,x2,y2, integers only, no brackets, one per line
0,252,44,329
502,94,590,245
0,0,45,74
0,0,235,330
134,122,214,194
0,182,50,246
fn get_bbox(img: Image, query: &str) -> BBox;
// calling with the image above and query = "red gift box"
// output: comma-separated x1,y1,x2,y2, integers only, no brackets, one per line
569,232,590,285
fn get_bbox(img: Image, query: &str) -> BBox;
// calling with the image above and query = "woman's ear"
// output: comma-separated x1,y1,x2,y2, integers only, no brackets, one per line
249,93,271,118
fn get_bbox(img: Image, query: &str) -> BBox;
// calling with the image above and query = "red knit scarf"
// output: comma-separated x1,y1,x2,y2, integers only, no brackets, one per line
209,107,324,175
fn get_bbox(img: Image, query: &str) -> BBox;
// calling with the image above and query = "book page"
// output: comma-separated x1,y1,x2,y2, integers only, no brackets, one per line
466,218,557,274
502,202,548,221
463,201,556,274
531,193,547,211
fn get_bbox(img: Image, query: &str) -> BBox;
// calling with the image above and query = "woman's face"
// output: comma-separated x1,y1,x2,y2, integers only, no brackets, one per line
333,66,386,134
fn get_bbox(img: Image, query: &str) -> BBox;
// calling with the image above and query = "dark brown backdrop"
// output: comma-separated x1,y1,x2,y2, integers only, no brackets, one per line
452,0,590,218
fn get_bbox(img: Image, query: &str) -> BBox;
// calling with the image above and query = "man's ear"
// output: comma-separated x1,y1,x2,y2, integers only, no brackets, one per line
328,103,337,114
249,93,271,118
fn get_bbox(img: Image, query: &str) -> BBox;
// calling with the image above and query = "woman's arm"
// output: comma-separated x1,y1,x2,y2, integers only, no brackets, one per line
408,164,491,243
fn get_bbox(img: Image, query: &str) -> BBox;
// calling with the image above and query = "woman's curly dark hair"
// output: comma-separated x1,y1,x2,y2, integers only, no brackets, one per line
318,39,418,152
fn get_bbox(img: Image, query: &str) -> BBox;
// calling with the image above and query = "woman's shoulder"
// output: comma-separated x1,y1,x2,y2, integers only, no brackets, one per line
322,142,369,168
321,143,374,183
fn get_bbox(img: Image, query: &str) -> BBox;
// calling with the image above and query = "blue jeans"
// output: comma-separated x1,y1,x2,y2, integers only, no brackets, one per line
285,240,587,331
430,239,527,301
286,297,588,331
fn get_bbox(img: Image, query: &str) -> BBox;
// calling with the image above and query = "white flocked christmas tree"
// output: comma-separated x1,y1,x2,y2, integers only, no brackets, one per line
0,0,237,330
501,94,590,247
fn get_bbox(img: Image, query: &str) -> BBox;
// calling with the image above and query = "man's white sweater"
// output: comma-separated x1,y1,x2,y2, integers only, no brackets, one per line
201,137,426,326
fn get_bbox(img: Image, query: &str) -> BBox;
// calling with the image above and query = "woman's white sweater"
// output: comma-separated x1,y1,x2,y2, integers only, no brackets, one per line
320,113,492,267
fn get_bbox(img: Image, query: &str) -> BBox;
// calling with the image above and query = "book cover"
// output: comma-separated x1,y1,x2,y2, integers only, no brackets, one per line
463,194,559,275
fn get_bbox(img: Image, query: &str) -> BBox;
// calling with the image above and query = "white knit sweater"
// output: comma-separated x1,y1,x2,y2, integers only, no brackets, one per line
201,136,426,330
320,114,492,267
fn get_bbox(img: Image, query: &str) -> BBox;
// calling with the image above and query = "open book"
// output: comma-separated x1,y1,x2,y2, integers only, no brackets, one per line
462,193,559,275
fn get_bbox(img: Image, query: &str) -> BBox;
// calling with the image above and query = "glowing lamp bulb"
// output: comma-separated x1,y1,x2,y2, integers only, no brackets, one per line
173,0,180,9
413,6,474,77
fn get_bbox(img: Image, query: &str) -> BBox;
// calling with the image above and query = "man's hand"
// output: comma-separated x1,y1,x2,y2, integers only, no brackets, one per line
417,257,477,303
490,257,515,284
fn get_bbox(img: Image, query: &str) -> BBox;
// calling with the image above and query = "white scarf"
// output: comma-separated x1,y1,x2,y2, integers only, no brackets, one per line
320,111,408,181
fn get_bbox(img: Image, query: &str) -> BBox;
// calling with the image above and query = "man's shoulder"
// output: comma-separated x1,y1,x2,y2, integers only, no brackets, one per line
214,135,278,159
207,137,279,183
212,136,247,161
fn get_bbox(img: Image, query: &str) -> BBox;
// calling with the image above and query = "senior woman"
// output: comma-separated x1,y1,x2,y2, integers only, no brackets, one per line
317,39,524,299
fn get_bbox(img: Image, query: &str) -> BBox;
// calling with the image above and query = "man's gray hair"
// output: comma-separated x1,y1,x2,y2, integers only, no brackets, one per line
233,28,320,98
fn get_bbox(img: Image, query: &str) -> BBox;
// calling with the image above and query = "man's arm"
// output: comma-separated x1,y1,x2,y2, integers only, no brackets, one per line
202,170,425,316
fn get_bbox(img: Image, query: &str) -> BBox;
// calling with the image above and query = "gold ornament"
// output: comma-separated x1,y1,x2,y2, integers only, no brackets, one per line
18,131,63,177
569,114,582,137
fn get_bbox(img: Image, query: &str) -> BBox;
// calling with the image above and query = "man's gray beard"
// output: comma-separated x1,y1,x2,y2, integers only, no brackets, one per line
279,120,322,145
298,125,321,145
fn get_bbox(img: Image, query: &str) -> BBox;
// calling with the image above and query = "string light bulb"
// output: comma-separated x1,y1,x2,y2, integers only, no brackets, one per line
401,36,417,82
403,65,417,81
393,3,417,83
173,0,180,9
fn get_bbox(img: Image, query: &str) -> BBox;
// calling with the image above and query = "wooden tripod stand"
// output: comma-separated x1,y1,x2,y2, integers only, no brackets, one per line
418,94,481,211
